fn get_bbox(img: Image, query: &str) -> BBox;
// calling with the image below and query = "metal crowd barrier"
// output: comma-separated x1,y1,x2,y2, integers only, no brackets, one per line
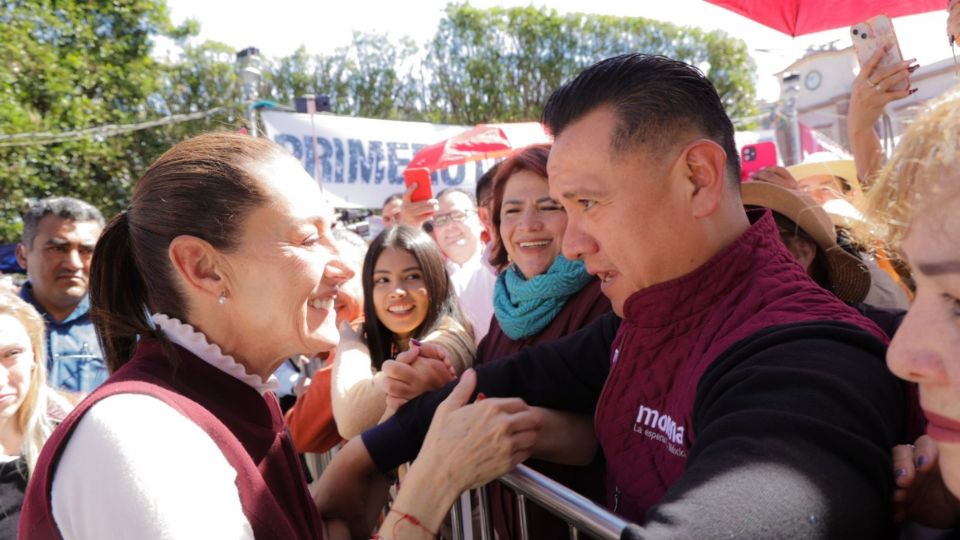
447,464,642,540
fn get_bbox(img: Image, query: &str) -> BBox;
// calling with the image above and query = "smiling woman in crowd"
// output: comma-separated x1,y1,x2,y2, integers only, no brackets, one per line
331,225,474,440
18,133,541,540
476,144,610,538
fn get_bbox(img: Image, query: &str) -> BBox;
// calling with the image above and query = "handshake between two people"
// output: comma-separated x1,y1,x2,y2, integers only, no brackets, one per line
379,340,457,413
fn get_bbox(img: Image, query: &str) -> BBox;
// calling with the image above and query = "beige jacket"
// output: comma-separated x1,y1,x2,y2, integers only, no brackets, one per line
330,317,475,440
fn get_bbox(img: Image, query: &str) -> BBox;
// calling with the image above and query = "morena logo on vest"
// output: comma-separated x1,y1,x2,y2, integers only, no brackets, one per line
634,405,687,458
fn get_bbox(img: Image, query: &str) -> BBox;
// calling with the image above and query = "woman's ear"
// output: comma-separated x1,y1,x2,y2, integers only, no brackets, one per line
682,139,729,219
168,235,224,303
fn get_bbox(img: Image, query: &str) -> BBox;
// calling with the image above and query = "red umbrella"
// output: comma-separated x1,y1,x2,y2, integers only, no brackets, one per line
706,0,944,37
405,123,551,173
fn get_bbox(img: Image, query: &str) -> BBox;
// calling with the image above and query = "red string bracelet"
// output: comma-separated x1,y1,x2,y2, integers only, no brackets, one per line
392,507,436,539
369,507,436,539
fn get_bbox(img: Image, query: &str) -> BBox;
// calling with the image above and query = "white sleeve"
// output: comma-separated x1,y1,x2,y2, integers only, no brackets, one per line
51,394,255,540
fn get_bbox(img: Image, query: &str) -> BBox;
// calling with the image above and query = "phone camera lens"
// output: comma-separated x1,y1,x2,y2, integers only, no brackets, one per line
851,29,858,36
862,33,869,39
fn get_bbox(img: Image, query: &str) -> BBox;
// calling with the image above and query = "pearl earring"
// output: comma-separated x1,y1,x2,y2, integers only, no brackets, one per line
218,293,227,305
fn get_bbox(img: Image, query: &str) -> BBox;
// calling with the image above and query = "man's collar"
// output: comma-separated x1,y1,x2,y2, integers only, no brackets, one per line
19,281,90,325
447,248,483,271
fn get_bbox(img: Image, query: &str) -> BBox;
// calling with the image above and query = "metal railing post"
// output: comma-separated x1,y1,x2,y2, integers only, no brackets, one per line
449,495,465,540
516,493,530,540
497,464,637,540
476,486,493,540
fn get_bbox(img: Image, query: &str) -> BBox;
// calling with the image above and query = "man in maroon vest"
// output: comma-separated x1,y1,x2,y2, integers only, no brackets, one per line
320,54,906,538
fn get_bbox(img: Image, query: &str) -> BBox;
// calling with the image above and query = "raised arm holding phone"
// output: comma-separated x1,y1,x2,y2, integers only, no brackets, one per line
397,168,439,229
847,16,917,189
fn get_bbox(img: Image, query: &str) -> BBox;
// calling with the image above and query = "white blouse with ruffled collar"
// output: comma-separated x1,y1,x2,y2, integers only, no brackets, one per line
151,313,279,395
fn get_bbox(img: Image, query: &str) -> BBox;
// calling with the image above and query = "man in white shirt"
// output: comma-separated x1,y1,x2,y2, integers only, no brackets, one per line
429,188,496,344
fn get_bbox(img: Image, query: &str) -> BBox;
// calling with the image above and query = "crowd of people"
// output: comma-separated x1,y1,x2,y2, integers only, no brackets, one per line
1,8,960,540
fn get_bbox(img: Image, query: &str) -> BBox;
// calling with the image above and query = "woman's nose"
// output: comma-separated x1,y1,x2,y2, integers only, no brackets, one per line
324,257,354,285
887,308,948,385
520,209,543,230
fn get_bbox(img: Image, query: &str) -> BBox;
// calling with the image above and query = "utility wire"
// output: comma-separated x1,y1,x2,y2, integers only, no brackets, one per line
0,106,231,148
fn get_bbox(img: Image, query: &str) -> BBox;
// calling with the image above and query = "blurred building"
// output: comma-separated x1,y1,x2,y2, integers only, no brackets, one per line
774,44,956,165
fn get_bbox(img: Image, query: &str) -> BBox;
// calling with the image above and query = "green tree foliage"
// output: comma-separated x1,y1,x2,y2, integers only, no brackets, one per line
0,1,758,243
0,0,209,243
262,33,422,120
422,3,758,125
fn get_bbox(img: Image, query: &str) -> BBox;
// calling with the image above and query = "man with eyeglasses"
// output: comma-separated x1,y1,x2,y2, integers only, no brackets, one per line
16,196,107,395
428,188,496,344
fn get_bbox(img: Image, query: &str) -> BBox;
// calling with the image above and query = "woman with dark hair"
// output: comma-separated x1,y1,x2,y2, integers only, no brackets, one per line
472,144,610,539
19,133,539,540
332,225,473,440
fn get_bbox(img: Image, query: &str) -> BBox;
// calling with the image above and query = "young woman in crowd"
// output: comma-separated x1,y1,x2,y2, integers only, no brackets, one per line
19,132,542,540
474,144,610,538
857,94,960,530
0,292,69,539
331,225,474,440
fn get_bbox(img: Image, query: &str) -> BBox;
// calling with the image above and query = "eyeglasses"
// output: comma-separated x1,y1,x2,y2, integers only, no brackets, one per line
426,209,476,230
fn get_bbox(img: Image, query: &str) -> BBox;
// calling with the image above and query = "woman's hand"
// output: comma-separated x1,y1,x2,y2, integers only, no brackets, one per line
748,166,801,190
417,369,541,491
380,342,456,411
847,46,917,186
848,47,916,138
949,0,960,45
892,435,960,527
382,369,542,537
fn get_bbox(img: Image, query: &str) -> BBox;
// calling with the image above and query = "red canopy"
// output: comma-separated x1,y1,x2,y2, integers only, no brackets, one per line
406,123,552,173
706,0,944,37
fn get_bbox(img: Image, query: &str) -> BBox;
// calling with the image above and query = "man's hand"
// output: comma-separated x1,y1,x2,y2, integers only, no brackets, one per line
380,342,456,411
892,435,960,527
397,182,438,229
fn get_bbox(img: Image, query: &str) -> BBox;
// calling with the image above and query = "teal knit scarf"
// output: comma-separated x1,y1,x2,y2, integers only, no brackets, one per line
493,255,593,340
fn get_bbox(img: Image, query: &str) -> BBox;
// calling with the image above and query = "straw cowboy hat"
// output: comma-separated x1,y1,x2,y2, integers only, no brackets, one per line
742,181,871,304
786,155,866,226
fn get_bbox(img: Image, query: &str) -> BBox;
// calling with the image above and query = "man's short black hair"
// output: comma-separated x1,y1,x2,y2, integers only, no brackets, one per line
21,196,104,249
541,54,741,183
435,187,477,208
475,162,502,208
383,193,403,208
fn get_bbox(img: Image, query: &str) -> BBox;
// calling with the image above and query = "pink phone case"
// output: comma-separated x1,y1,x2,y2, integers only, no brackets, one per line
851,15,909,91
740,141,777,182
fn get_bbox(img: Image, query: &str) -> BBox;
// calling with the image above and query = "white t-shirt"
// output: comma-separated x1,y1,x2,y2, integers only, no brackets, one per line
448,251,497,345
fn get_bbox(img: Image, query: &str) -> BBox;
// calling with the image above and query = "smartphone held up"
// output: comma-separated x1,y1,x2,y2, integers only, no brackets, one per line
403,167,434,202
740,141,777,182
851,14,910,92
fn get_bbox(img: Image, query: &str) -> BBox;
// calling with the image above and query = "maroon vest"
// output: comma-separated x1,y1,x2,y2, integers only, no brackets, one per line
479,280,611,540
594,211,887,523
19,339,323,540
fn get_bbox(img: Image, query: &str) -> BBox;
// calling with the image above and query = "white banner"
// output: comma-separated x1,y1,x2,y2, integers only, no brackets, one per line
263,111,505,209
